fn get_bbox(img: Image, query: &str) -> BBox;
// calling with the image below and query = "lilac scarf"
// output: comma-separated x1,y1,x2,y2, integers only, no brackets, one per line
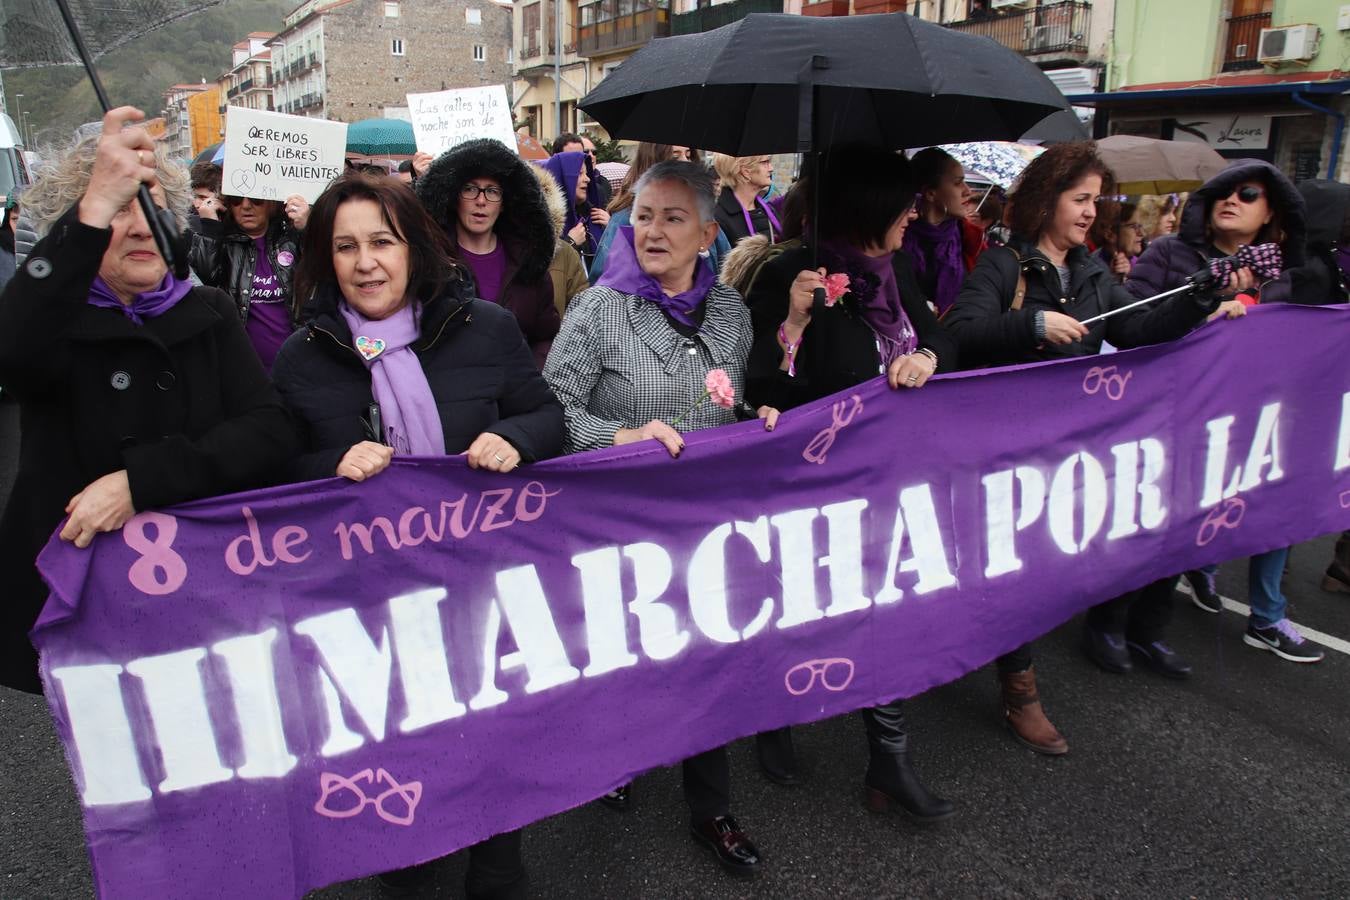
87,272,193,325
902,217,963,314
596,226,716,328
822,239,917,367
338,302,445,457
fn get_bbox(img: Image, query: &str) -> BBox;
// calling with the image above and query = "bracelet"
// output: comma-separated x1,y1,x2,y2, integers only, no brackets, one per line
778,323,802,377
914,347,938,369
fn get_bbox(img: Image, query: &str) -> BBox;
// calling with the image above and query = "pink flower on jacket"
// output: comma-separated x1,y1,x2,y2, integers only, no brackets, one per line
823,273,851,307
705,368,735,409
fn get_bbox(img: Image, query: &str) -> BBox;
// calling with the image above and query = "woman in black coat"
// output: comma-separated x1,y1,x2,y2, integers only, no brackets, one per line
740,145,956,825
271,171,562,900
0,108,299,694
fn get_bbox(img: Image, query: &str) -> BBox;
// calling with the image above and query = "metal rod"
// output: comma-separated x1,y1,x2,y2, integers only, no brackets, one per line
1077,282,1197,327
52,0,186,278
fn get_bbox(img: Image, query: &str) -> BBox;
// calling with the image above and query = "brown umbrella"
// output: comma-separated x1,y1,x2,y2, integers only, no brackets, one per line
1095,135,1228,195
516,133,550,161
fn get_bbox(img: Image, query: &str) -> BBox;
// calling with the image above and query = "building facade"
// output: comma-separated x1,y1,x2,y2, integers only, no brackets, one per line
161,83,212,161
270,0,513,125
1074,0,1350,181
218,32,278,133
186,86,224,157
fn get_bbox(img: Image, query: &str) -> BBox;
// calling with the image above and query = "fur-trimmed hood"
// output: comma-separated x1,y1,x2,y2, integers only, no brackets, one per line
1178,158,1306,267
415,139,559,284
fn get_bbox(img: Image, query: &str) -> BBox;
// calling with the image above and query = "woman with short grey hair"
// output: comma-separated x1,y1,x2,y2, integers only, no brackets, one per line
543,159,776,877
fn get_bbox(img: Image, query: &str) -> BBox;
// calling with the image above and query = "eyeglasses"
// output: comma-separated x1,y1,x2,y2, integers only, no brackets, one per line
314,767,422,826
1230,185,1265,204
460,183,503,202
784,657,855,695
1122,222,1145,233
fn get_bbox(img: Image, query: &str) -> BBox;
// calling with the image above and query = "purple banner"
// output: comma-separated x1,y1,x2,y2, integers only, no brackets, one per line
33,305,1350,899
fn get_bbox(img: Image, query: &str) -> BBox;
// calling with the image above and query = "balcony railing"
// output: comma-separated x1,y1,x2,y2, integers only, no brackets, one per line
226,85,240,98
671,0,780,35
946,1,1091,59
1222,11,1271,71
577,0,669,57
239,78,254,92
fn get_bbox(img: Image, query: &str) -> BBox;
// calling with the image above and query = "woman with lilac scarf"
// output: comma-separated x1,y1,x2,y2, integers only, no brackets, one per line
271,171,562,898
0,108,298,694
544,160,778,880
902,147,984,315
741,144,958,826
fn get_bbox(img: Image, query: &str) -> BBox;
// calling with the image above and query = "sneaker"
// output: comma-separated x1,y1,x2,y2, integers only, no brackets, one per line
1243,619,1325,663
1184,570,1223,614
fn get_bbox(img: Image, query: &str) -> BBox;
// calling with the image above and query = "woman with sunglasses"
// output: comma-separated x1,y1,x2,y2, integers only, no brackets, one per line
190,188,309,371
414,138,575,368
712,153,781,248
1126,160,1323,665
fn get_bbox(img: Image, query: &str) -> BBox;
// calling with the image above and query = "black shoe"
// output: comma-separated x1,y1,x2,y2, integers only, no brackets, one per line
863,752,955,824
377,861,437,896
1082,626,1132,674
1243,619,1325,663
598,783,630,811
690,815,761,877
1126,638,1193,679
1184,570,1223,613
756,727,799,786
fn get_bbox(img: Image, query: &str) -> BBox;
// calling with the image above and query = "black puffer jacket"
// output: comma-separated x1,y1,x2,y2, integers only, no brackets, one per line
189,214,301,321
943,236,1216,368
414,139,563,367
1286,179,1350,305
271,278,564,483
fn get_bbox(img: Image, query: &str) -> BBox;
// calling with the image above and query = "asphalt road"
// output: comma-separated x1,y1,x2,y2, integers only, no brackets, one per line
2,392,1348,899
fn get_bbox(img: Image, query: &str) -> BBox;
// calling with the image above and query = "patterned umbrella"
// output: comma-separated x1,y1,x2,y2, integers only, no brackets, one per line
938,141,1041,190
596,161,630,186
345,118,417,156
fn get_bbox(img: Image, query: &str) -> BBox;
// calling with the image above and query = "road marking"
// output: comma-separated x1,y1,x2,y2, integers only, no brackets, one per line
1176,582,1350,658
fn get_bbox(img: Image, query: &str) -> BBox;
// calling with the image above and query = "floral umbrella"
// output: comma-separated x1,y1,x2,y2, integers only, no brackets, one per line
937,141,1042,190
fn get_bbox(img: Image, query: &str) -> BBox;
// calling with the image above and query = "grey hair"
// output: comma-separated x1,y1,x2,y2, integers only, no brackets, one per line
632,160,718,225
21,133,192,238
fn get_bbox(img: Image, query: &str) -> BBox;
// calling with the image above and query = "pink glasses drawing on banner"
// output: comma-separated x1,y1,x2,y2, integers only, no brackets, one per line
784,658,856,696
314,767,423,826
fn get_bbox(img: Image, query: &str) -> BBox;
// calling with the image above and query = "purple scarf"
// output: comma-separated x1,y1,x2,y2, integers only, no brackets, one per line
596,225,716,328
822,238,917,367
86,272,193,325
338,301,446,457
902,217,963,314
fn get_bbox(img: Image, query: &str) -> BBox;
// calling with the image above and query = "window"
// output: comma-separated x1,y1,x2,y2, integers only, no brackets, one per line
391,38,405,55
473,44,486,62
466,7,481,24
385,1,399,16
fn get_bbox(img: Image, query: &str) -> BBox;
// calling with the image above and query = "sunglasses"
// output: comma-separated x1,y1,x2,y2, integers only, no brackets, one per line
1229,185,1265,204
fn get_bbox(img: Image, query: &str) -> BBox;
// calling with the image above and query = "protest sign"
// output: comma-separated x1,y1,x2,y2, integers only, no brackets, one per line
222,107,347,203
33,305,1350,899
406,85,515,156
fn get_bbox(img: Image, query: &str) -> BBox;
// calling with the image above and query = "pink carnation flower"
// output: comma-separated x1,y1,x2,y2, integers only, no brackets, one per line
823,273,851,307
705,368,735,409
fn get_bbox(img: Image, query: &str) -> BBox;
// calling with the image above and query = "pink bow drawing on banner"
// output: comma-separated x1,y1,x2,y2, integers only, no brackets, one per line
1196,496,1246,547
314,768,423,826
1082,365,1132,401
785,658,856,696
803,394,864,465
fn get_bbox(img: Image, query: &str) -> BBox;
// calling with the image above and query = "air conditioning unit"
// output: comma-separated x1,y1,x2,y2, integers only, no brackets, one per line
1026,25,1055,51
1258,24,1321,63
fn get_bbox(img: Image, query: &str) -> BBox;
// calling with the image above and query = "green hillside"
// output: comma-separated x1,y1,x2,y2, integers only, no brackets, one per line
4,0,291,147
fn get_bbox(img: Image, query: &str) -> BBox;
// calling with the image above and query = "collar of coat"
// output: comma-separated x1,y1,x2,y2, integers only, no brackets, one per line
304,280,475,357
619,280,747,375
68,286,225,349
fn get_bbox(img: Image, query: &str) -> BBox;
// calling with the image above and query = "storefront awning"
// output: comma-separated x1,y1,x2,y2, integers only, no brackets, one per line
1066,79,1350,107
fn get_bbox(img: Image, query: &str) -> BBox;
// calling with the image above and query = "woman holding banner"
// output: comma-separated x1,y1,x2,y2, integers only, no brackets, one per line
0,108,299,694
271,170,562,897
944,142,1235,708
736,144,957,822
543,160,777,879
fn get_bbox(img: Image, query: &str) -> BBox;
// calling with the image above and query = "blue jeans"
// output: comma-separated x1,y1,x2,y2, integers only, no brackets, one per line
1249,547,1290,627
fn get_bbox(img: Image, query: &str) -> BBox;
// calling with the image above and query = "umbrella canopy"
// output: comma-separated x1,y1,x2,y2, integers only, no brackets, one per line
194,141,222,164
579,12,1072,154
345,118,417,156
1095,135,1228,195
938,141,1041,190
517,132,550,161
0,0,226,68
596,161,631,186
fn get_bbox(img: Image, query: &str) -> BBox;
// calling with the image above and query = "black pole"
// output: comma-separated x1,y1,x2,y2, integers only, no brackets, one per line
797,55,829,310
52,0,188,278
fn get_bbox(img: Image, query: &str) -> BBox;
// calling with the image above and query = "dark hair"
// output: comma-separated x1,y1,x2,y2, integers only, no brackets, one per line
397,159,414,174
189,161,222,195
910,147,960,219
974,190,1004,226
609,142,704,213
810,145,916,249
1006,141,1115,240
294,171,461,318
551,132,583,155
1089,198,1138,255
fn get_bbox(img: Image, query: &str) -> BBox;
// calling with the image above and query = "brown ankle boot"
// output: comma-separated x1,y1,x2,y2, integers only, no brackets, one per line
999,666,1068,756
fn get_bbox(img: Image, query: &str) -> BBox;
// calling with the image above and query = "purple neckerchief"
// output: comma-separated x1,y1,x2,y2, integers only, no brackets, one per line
902,217,963,314
822,238,917,367
738,194,782,242
338,301,446,458
86,272,193,325
595,225,715,329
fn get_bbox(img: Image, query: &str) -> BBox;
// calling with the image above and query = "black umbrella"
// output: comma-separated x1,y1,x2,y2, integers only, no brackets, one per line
579,12,1073,155
0,0,226,276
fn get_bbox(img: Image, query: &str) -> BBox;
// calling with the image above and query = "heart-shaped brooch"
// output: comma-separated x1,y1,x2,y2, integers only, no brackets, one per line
354,336,386,361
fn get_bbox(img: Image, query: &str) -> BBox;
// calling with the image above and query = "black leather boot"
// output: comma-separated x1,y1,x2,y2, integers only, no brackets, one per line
755,727,799,786
859,704,954,824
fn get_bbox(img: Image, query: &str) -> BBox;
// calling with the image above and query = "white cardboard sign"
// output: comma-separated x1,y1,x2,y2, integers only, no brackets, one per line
222,107,348,203
406,85,515,157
